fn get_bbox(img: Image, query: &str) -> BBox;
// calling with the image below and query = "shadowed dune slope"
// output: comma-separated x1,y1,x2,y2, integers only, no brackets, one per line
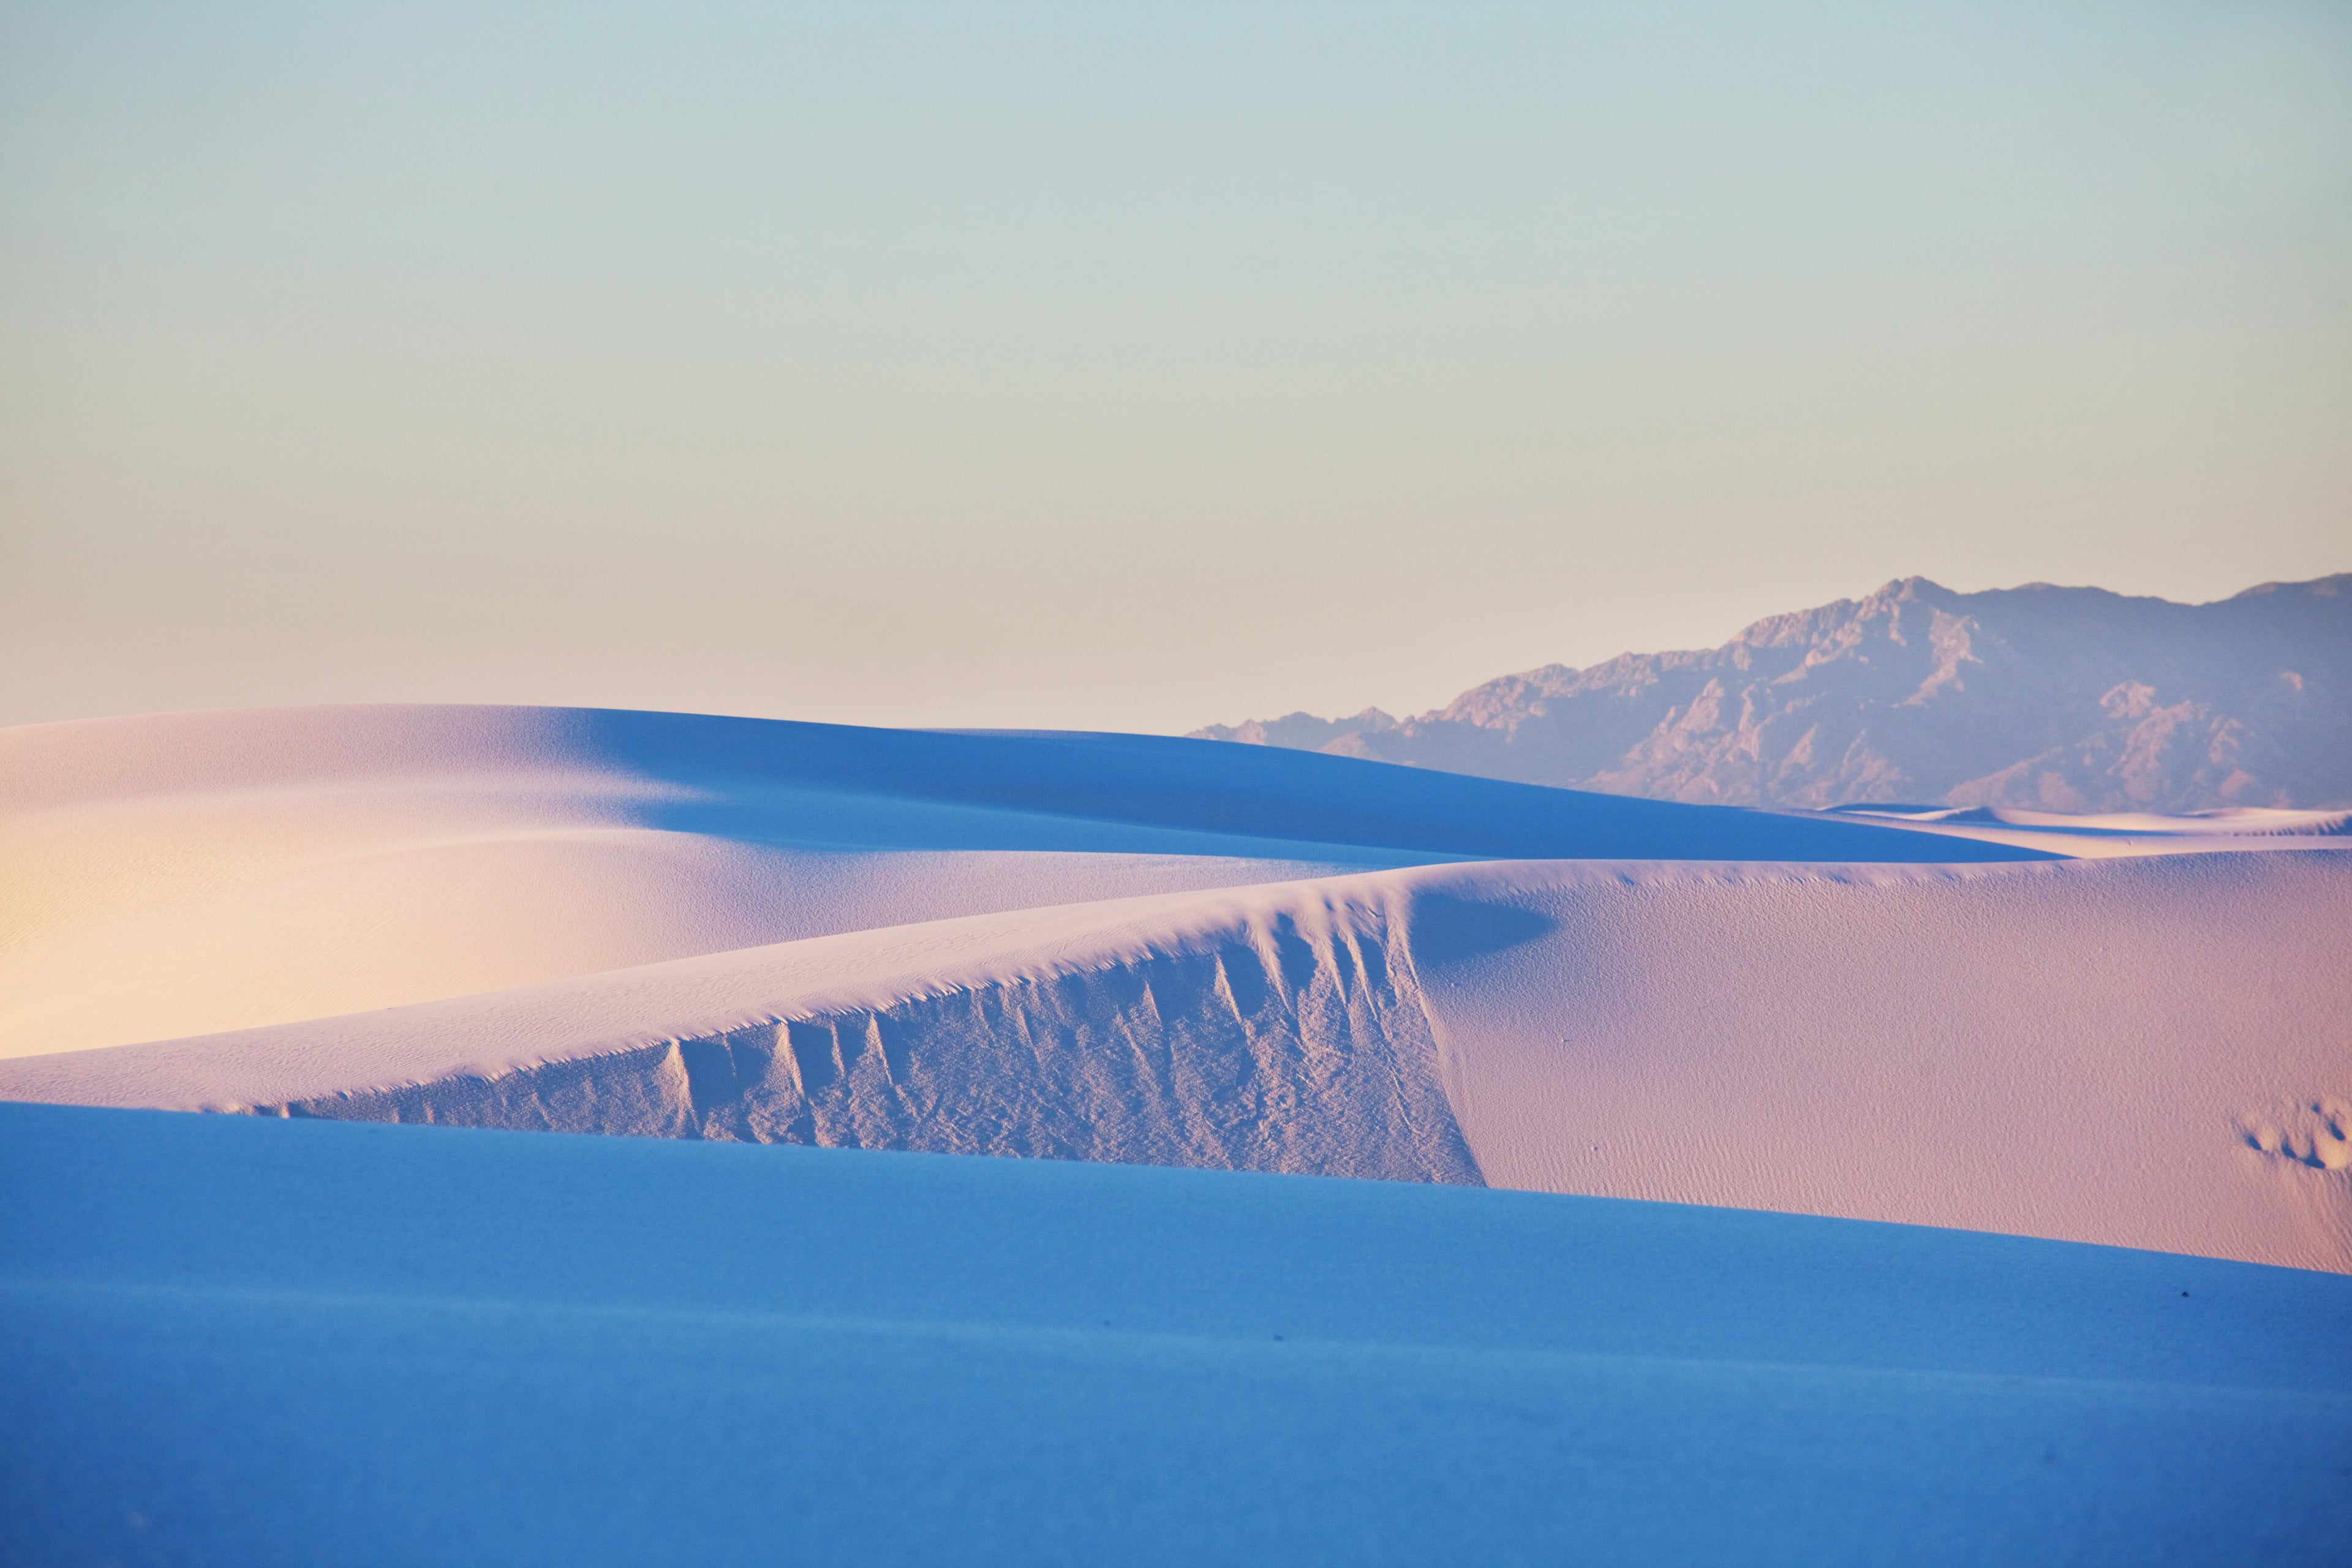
4,1104,2348,1567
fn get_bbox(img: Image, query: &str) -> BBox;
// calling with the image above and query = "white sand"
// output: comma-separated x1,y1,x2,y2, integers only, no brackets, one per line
6,703,2344,1271
1,701,2041,1057
6,1101,2346,1566
6,703,2350,1561
1413,854,2352,1272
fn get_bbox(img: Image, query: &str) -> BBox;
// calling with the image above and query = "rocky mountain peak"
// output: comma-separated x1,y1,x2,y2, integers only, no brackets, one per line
1189,574,2351,812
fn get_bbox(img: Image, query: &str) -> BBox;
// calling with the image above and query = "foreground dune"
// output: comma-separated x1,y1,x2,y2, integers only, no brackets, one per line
5,1103,2346,1566
4,704,2345,1270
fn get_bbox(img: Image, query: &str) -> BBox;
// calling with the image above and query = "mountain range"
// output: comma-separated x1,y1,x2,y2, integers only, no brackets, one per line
1190,574,2352,813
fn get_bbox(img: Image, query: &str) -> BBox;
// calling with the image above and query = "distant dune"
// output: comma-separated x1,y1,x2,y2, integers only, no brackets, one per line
1194,573,2352,813
5,703,2345,1271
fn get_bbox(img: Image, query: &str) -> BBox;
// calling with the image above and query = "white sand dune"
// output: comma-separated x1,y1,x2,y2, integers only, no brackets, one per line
1820,799,2351,856
1416,853,2352,1273
1,706,1436,1058
0,701,2039,1058
6,703,2351,1562
5,1101,2345,1567
4,704,2346,1270
8,856,2343,1270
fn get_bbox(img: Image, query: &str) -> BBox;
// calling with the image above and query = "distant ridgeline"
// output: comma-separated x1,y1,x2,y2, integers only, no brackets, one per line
1192,575,2352,813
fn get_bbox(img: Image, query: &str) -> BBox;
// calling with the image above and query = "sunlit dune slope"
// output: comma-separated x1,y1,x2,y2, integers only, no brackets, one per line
1413,853,2352,1272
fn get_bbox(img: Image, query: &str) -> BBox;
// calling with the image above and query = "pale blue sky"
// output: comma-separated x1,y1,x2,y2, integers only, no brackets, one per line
4,2,2346,731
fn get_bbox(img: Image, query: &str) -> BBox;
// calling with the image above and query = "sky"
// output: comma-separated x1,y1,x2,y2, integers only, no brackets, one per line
3,1,2347,734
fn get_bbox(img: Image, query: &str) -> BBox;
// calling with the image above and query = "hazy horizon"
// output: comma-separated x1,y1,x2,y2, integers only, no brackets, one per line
6,2,2347,734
